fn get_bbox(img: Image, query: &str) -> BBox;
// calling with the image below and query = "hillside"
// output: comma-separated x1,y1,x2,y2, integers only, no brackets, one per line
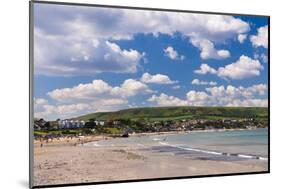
76,106,268,122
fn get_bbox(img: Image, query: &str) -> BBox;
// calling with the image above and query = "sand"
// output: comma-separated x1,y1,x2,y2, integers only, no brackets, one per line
33,137,268,186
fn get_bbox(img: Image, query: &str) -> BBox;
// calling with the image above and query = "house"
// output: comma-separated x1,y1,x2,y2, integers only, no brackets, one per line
34,123,41,131
58,119,85,129
94,120,105,126
34,118,47,130
113,120,121,125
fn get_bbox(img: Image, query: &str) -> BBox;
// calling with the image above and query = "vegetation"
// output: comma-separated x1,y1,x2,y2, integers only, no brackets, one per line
34,106,268,138
76,106,268,122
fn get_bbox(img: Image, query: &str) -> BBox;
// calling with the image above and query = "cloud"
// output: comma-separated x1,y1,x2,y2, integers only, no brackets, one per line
48,80,112,101
34,4,250,75
204,84,268,107
140,73,178,84
48,79,153,102
186,91,211,106
238,34,247,43
35,103,94,120
190,38,230,59
254,53,268,63
172,85,181,89
217,55,263,79
164,46,185,60
34,98,49,113
205,84,267,98
35,29,145,76
34,98,48,106
250,25,268,48
226,99,268,107
194,55,263,80
112,79,154,97
36,78,154,120
148,93,188,106
35,4,249,42
244,83,268,95
194,64,217,75
34,99,130,121
148,84,268,107
191,79,217,86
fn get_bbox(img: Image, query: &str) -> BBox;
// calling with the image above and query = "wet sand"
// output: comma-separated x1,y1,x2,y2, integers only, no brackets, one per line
33,139,268,186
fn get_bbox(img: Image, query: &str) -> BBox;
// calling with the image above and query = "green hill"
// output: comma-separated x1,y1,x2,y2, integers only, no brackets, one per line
76,106,268,122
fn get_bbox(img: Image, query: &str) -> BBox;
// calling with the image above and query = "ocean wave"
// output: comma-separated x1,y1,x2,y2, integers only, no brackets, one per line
159,142,268,161
152,138,162,141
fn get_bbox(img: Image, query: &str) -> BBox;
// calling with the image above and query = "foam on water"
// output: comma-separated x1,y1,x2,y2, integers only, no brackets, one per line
159,141,268,161
153,138,162,141
84,129,268,161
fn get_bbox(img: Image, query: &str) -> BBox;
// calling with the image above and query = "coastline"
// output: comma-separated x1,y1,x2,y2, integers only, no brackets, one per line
33,127,266,147
34,141,268,186
33,135,113,147
131,127,255,136
33,128,268,186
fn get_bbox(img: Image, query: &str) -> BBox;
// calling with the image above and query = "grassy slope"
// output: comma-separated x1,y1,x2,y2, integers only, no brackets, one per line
76,106,268,122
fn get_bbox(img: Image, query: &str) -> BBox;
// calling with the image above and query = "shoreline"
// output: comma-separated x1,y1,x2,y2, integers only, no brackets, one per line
33,127,268,186
124,127,266,139
34,141,268,186
33,127,267,147
132,127,254,136
33,135,113,147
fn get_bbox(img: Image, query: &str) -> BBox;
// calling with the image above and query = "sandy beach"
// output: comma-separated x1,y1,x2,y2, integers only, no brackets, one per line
33,134,268,186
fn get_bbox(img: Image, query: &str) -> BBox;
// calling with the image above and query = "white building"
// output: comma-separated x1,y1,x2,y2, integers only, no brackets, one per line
58,119,85,129
94,120,105,126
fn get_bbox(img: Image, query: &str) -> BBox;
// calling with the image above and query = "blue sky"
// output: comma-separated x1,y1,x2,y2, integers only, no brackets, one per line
33,3,268,120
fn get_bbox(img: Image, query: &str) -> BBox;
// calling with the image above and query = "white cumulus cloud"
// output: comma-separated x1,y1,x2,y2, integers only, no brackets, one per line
48,79,153,102
140,73,178,84
148,93,188,106
112,79,154,97
194,64,217,75
237,34,247,43
148,84,268,107
34,4,250,75
190,38,230,59
254,53,268,63
35,78,155,120
34,98,48,106
250,25,268,48
191,79,217,86
164,46,185,60
217,55,263,80
35,29,145,76
35,103,94,120
194,55,264,80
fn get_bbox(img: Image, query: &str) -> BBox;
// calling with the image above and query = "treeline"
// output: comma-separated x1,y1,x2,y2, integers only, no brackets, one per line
77,106,268,122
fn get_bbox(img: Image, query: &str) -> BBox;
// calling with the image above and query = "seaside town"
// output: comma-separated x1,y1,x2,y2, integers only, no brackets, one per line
34,116,268,140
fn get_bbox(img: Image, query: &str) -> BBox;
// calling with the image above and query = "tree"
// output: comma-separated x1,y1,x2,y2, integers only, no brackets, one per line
89,118,96,122
85,121,96,129
44,122,51,130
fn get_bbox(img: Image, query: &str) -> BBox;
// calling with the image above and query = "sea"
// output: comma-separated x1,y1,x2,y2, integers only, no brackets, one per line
85,128,268,161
